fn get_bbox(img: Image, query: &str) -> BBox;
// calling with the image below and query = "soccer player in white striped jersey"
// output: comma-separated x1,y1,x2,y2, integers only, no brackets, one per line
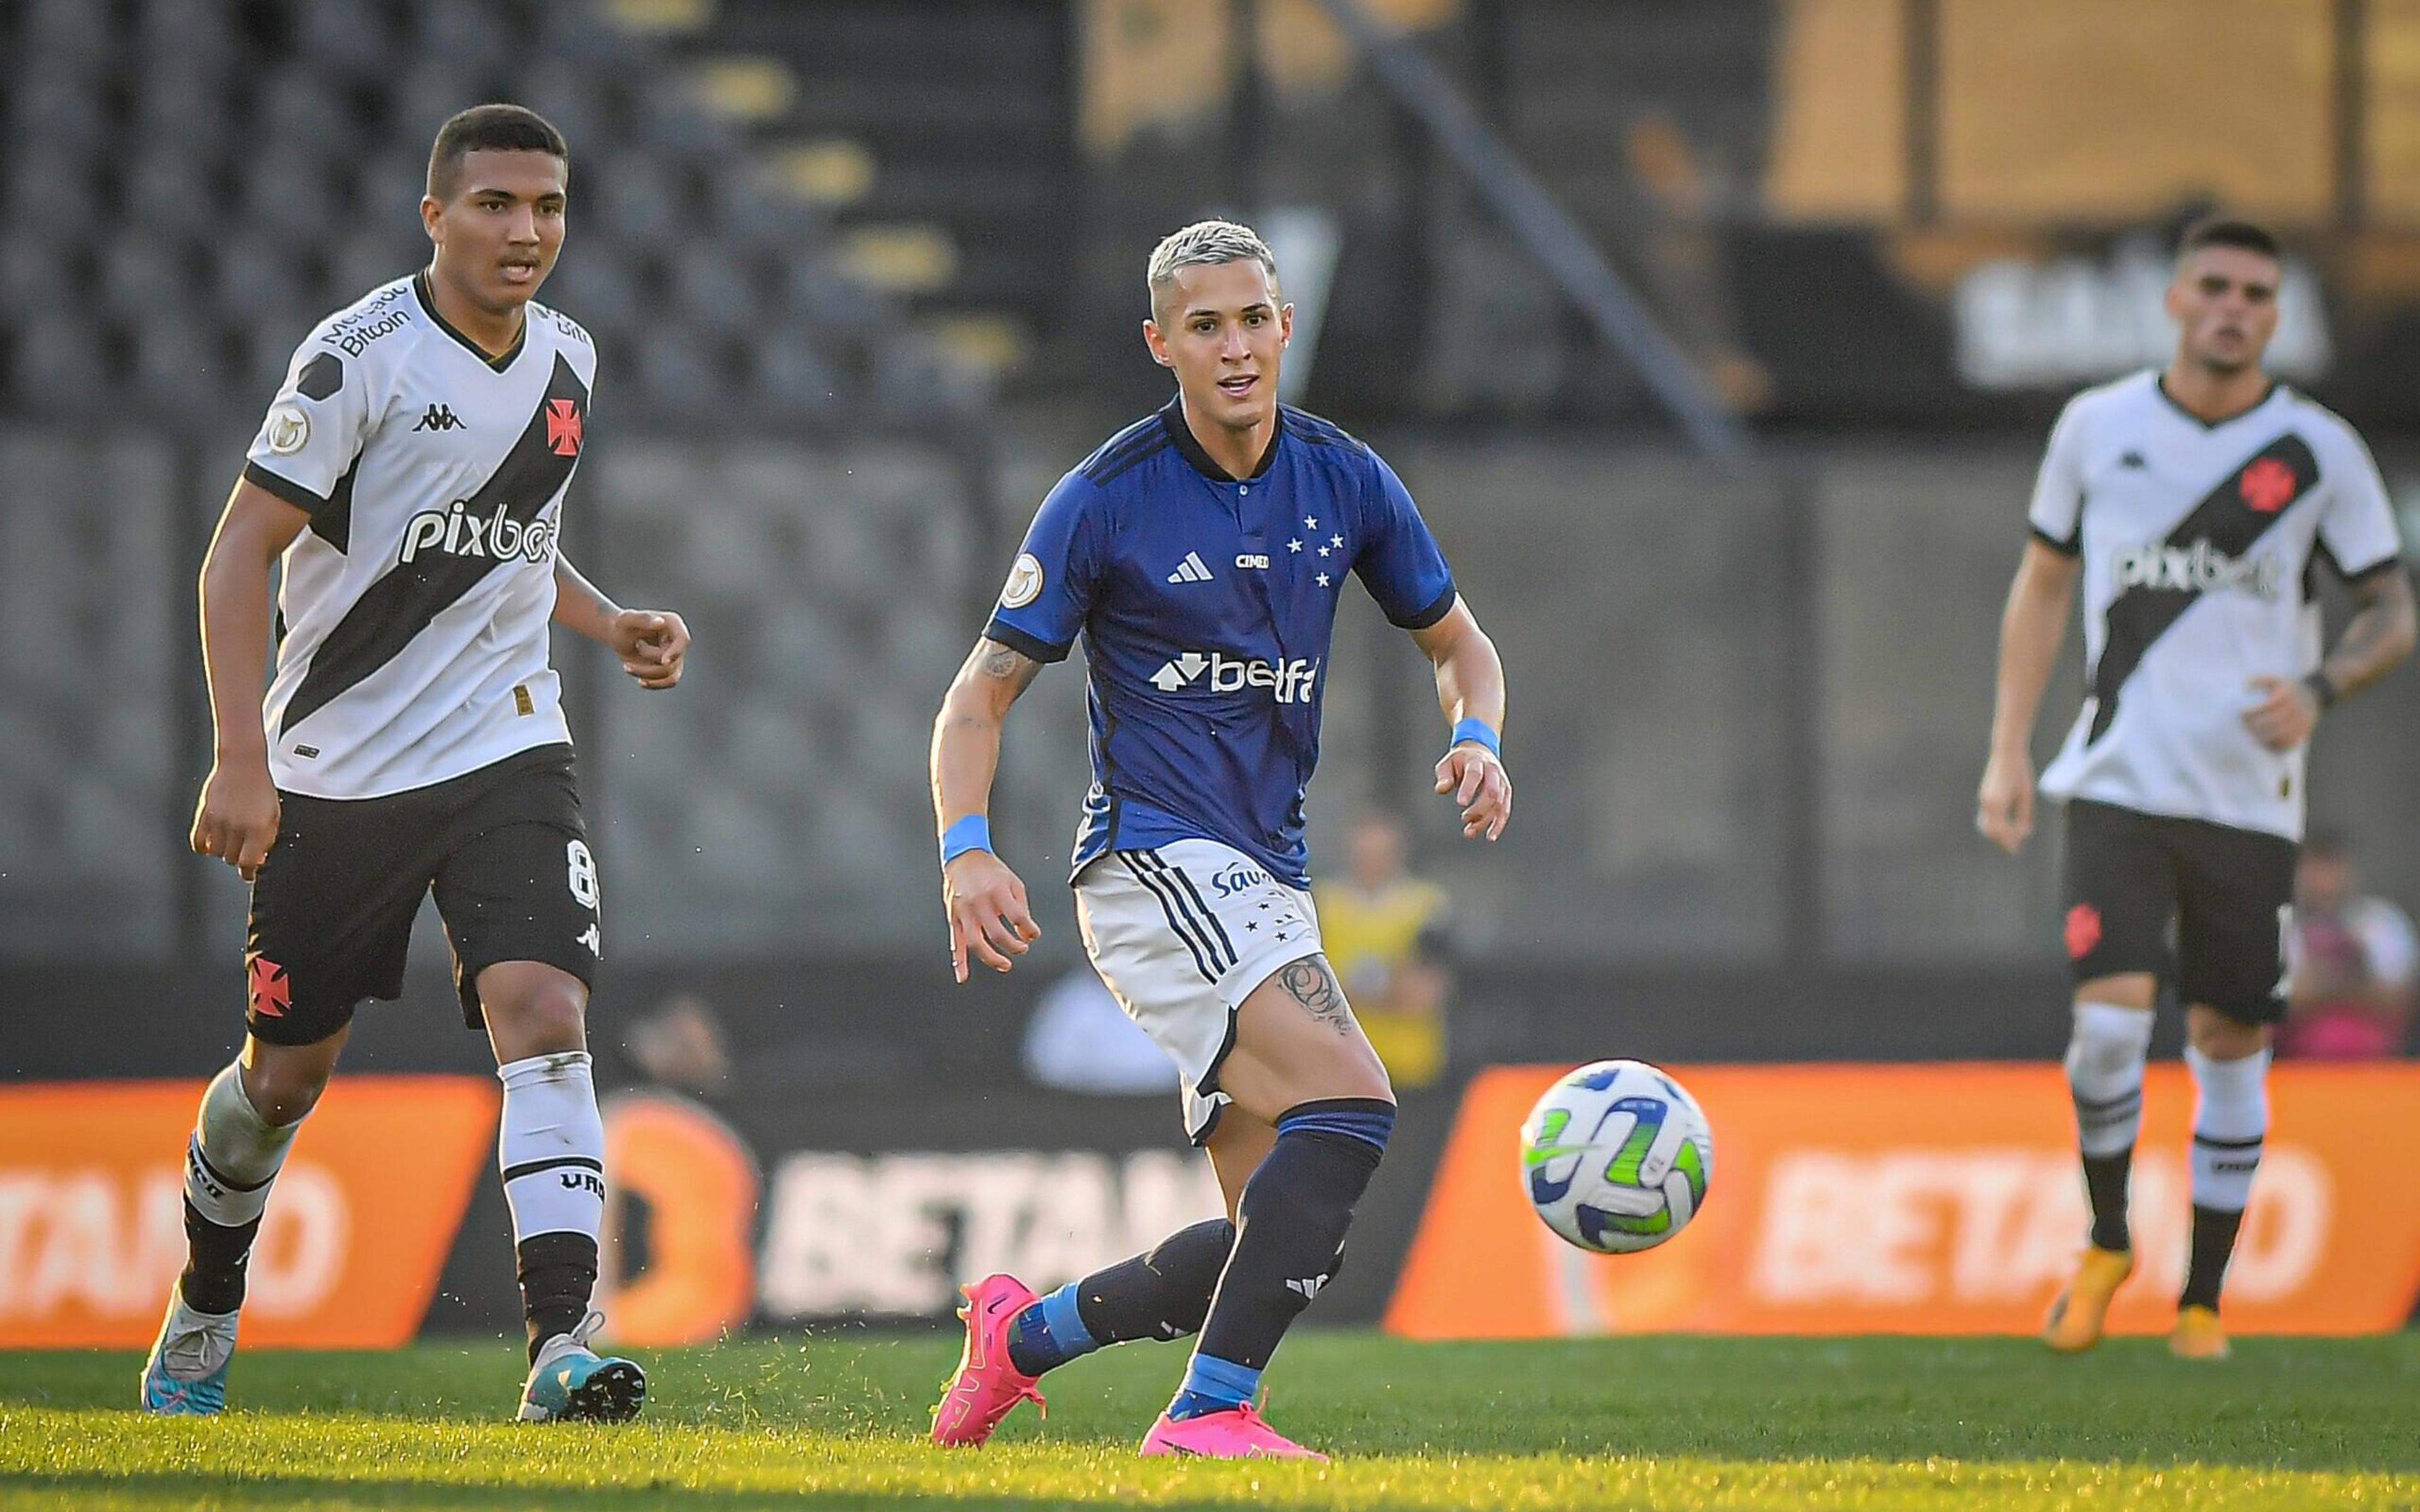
143,105,688,1421
1979,217,2414,1360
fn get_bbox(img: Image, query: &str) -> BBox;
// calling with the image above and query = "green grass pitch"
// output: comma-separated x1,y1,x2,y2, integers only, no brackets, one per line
3,1332,2415,1509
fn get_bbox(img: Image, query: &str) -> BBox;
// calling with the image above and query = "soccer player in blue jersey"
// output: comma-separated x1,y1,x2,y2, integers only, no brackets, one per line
927,220,1511,1460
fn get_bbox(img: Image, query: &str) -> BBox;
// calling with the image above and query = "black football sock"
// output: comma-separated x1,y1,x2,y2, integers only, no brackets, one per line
517,1231,600,1364
1006,1218,1235,1377
1182,1098,1392,1408
179,1199,260,1316
2180,1205,2245,1312
2082,1150,2134,1252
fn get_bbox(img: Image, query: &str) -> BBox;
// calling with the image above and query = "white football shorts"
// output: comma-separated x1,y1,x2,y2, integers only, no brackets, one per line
1075,838,1325,1143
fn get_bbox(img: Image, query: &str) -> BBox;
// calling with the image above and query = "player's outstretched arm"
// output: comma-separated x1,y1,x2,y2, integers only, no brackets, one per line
2245,566,2417,752
1978,539,2080,855
552,555,689,689
192,478,311,881
931,638,1046,982
1411,600,1512,841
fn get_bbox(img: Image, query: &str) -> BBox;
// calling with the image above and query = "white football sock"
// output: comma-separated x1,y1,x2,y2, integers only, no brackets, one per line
497,1051,607,1244
2186,1043,2269,1212
2065,1001,2153,1158
185,1063,300,1228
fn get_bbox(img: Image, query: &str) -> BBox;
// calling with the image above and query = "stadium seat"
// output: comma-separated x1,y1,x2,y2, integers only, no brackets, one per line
133,72,234,161
633,328,739,421
98,242,193,323
21,0,114,69
129,317,222,420
752,331,844,421
0,232,77,324
9,76,108,158
6,146,107,246
133,0,236,61
666,244,761,333
256,72,359,156
243,151,352,247
390,60,505,146
592,152,686,248
122,149,226,243
540,255,644,336
296,0,397,78
519,62,621,149
209,236,306,320
7,316,110,415
416,0,521,65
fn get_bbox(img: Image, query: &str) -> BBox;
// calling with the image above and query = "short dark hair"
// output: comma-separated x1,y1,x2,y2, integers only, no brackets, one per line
2177,215,2281,264
426,103,568,200
2305,825,2353,860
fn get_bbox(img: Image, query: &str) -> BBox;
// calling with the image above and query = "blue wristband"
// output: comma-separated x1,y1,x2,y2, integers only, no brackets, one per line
941,815,993,866
1450,718,1501,758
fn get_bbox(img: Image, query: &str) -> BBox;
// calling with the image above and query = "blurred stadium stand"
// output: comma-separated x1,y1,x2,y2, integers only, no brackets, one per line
3,0,2419,1080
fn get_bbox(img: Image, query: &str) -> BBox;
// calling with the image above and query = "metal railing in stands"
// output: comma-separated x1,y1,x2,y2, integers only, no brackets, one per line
1313,0,1754,462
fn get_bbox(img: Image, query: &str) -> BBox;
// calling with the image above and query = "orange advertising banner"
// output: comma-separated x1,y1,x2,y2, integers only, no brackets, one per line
1387,1063,2420,1337
0,1077,498,1348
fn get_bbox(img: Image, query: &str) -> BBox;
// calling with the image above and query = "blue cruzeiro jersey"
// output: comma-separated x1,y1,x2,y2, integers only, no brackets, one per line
986,398,1458,888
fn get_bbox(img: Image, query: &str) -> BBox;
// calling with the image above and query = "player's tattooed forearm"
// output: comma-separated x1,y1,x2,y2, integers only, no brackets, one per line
974,638,1041,691
2329,571,2417,696
1280,957,1354,1036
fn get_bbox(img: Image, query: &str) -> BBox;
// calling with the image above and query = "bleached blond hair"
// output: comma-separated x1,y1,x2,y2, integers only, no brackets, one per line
1146,219,1280,318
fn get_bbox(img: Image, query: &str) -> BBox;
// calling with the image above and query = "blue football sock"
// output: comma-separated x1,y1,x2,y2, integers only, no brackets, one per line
1005,1281,1097,1377
1167,1351,1262,1420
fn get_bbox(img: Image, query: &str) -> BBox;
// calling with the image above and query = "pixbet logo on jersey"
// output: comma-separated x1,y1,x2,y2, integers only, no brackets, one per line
2111,540,2283,600
400,500,560,566
1148,651,1319,704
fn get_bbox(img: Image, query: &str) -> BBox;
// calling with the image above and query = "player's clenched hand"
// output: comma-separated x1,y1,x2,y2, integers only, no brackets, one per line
1975,747,2035,855
2242,675,2319,752
1436,745,1512,841
191,759,281,882
943,850,1040,983
607,609,689,690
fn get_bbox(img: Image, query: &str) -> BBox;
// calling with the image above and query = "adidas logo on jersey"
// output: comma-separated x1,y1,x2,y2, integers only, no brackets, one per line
400,500,560,566
411,403,465,432
1148,650,1319,704
2111,539,2283,601
1167,551,1216,584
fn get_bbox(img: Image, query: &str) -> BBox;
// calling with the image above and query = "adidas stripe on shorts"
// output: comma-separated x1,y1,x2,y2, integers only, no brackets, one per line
1075,837,1324,1143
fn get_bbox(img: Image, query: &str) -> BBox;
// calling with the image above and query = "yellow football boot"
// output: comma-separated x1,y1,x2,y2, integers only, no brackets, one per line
2169,1304,2232,1361
2042,1246,2134,1352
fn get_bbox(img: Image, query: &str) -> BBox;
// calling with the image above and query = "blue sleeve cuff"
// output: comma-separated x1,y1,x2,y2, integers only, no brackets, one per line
982,618,1071,665
1391,584,1459,631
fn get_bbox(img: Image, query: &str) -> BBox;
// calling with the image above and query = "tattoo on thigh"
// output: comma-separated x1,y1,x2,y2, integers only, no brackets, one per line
1279,957,1353,1036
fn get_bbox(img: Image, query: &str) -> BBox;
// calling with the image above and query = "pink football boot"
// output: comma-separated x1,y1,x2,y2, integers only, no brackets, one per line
1139,1400,1328,1461
930,1273,1047,1446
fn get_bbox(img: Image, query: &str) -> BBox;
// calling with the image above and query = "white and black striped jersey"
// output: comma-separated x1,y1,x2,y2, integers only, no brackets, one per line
2029,370,2404,840
242,273,595,799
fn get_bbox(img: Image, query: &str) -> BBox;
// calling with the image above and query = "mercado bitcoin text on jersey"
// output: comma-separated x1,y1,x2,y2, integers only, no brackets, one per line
241,273,596,800
985,399,1457,886
2027,371,2403,839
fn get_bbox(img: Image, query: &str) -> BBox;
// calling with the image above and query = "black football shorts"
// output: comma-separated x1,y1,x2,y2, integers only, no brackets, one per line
243,744,601,1046
2060,798,2296,1025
